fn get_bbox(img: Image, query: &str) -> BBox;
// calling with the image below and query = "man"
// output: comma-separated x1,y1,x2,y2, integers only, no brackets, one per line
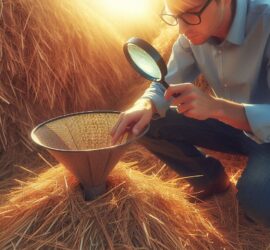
111,0,270,226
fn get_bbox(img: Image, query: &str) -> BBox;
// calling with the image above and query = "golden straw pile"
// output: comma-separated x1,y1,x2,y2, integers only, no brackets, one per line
122,145,270,249
0,0,168,180
0,0,138,153
0,162,228,249
0,0,162,180
1,0,270,249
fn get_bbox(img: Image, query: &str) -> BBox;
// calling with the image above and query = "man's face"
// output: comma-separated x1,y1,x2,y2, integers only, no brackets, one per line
165,0,223,45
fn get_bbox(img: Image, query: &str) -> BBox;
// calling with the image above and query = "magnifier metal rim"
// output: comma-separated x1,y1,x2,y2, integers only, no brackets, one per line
123,37,167,82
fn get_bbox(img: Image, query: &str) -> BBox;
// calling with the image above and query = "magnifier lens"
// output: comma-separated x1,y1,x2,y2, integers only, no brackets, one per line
127,44,162,81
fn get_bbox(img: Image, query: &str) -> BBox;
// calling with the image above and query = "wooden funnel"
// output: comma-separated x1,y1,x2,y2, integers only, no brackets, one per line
31,111,149,200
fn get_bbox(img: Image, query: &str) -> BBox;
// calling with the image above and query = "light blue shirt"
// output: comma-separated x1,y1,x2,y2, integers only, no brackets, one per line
141,0,270,144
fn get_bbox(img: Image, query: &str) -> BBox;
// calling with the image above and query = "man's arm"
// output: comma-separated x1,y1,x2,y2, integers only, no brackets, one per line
165,34,270,143
211,98,251,132
140,35,200,118
164,83,251,133
239,36,270,143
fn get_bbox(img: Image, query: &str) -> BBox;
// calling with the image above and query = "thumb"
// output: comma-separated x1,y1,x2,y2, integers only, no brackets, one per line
164,84,177,100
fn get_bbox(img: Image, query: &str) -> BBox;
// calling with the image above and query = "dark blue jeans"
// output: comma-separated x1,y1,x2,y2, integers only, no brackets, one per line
139,108,270,227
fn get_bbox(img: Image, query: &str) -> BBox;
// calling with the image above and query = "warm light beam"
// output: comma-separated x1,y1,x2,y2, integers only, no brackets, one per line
101,0,150,18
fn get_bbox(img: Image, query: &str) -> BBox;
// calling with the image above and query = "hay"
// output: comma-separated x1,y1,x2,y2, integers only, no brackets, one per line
0,0,141,153
0,162,228,249
125,145,270,248
198,149,270,249
0,1,269,248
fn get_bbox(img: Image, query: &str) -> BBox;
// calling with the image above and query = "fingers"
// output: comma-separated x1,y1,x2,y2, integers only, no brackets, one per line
132,113,151,135
171,90,194,106
111,113,151,145
111,115,132,145
176,103,191,114
111,102,153,145
164,83,192,100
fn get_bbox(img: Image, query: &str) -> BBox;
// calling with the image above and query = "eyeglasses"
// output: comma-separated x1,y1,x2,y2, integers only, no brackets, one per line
160,0,212,26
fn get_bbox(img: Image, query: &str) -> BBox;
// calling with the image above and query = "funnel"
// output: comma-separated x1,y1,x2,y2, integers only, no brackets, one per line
31,111,149,200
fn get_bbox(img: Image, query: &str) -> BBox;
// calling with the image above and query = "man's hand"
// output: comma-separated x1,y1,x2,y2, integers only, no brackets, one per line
110,99,154,145
164,83,217,120
165,83,252,132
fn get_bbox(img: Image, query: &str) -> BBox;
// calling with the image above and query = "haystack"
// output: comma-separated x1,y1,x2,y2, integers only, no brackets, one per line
0,0,169,180
0,162,229,249
0,0,141,153
1,1,269,248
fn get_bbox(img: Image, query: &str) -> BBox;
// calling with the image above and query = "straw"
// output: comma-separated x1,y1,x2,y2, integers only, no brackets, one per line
0,162,228,249
0,0,140,154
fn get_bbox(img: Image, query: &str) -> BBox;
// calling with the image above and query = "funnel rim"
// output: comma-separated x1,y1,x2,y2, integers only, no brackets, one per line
31,110,149,152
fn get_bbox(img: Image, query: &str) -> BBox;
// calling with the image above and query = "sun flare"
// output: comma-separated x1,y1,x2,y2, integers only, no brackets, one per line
101,0,150,18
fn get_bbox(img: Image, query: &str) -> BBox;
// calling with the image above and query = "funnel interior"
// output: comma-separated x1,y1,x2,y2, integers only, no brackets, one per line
31,111,145,151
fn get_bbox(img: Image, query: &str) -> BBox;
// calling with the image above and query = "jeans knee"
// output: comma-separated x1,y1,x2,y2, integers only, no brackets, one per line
143,117,169,139
237,169,270,227
145,119,160,138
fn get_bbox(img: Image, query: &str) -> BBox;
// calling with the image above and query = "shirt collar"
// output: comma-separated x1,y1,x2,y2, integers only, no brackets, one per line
226,0,248,45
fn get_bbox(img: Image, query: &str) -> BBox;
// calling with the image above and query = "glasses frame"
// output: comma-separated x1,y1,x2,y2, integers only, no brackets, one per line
160,0,212,26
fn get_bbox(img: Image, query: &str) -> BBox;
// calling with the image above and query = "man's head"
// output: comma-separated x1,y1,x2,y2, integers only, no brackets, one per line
162,0,233,45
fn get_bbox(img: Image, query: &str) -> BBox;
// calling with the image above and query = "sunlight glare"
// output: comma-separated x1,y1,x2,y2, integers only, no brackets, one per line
101,0,150,18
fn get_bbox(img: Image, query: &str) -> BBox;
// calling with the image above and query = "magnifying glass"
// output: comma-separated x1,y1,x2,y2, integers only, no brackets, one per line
123,37,171,89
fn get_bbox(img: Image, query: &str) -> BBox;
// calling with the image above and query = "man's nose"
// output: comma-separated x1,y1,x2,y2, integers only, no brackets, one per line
178,20,189,34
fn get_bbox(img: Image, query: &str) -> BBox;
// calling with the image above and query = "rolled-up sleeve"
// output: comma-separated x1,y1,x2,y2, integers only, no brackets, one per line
243,37,270,143
140,35,199,118
244,104,270,143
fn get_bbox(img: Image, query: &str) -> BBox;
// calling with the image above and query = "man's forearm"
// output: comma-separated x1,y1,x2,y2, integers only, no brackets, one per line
211,98,252,132
135,98,157,114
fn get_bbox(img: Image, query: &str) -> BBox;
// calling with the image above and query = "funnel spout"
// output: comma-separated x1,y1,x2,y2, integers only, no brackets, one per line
31,111,149,200
81,182,107,201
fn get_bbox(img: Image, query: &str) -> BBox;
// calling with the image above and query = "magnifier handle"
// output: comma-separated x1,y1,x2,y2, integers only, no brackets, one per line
162,80,170,89
162,80,180,98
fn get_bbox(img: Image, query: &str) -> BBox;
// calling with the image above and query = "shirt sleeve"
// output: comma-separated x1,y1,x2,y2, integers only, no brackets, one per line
140,35,200,118
243,36,270,143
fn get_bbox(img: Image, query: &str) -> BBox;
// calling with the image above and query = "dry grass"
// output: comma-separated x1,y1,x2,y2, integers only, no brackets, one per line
1,146,270,249
0,0,143,153
0,0,162,181
0,0,169,181
0,0,270,249
123,145,270,249
0,162,228,249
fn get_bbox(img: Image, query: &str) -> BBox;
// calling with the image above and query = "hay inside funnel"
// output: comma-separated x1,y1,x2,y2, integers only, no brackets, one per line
31,111,149,200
